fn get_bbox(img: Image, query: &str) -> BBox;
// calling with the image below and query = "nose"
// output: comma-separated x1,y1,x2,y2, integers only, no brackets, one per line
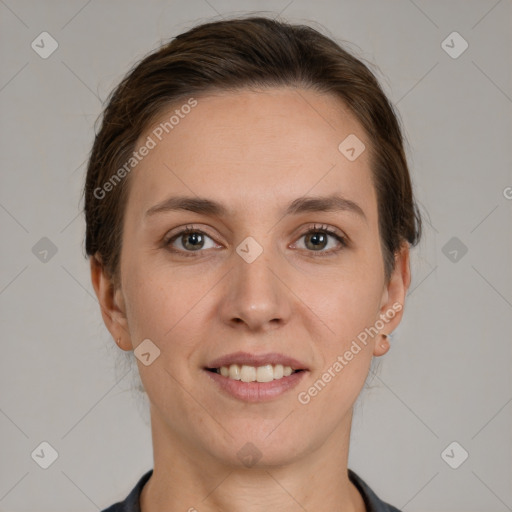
218,243,292,332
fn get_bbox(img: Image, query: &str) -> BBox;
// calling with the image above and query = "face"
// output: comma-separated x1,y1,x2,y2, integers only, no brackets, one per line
92,87,410,469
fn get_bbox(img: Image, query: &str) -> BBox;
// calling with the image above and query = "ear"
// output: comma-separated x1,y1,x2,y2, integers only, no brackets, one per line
373,242,411,357
90,254,132,350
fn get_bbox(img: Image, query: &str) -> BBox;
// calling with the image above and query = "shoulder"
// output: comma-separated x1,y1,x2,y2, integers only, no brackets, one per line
101,469,153,512
348,469,402,512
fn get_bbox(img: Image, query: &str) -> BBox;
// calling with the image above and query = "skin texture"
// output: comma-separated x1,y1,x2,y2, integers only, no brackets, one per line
91,87,411,512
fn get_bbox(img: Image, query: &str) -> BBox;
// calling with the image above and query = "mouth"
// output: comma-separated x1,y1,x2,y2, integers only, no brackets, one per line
203,352,308,402
205,364,304,383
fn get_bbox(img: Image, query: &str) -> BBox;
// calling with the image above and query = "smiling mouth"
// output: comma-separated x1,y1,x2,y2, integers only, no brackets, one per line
206,364,304,383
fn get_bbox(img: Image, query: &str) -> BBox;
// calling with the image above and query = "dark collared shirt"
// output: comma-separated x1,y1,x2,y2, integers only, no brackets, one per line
101,469,402,512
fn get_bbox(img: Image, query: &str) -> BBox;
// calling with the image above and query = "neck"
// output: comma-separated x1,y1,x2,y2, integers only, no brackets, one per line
140,404,366,512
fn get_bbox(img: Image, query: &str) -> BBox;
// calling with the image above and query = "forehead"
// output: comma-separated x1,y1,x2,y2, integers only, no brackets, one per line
125,87,377,225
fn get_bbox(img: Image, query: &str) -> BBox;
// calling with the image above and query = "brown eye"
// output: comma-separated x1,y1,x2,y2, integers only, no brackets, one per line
304,231,329,251
180,231,205,251
165,227,218,255
294,225,348,256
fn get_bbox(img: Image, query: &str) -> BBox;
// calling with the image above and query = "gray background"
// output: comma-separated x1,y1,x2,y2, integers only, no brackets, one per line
1,0,511,511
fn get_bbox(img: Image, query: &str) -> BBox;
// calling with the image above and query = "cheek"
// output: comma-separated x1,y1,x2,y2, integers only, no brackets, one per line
299,283,378,409
122,260,209,359
122,267,203,399
315,267,383,339
120,256,169,344
304,262,382,398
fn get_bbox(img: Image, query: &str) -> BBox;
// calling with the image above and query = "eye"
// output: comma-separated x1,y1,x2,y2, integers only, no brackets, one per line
164,223,348,258
164,226,219,256
293,224,348,256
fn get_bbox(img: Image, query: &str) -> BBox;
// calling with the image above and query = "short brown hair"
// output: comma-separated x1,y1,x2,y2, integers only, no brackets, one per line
83,15,422,286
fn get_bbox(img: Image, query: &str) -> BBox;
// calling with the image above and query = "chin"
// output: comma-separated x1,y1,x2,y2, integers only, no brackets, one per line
204,424,310,470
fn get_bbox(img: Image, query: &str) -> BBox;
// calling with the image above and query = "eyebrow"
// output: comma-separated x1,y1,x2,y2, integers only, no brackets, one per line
145,194,367,223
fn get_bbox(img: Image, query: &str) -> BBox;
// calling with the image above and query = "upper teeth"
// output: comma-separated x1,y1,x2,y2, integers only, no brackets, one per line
217,364,294,382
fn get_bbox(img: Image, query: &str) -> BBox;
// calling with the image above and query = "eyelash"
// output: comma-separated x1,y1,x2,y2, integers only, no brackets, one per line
164,223,348,258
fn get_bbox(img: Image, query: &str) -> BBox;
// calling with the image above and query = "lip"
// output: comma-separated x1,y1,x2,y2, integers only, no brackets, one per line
206,351,308,371
204,368,307,402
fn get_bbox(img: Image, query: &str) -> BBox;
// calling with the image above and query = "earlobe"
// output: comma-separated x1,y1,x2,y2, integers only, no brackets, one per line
373,333,391,356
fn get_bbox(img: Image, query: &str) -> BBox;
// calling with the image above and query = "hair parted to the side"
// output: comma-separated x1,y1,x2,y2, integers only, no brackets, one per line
83,15,422,288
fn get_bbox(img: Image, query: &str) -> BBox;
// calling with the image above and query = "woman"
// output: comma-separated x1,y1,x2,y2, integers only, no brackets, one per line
85,15,422,512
